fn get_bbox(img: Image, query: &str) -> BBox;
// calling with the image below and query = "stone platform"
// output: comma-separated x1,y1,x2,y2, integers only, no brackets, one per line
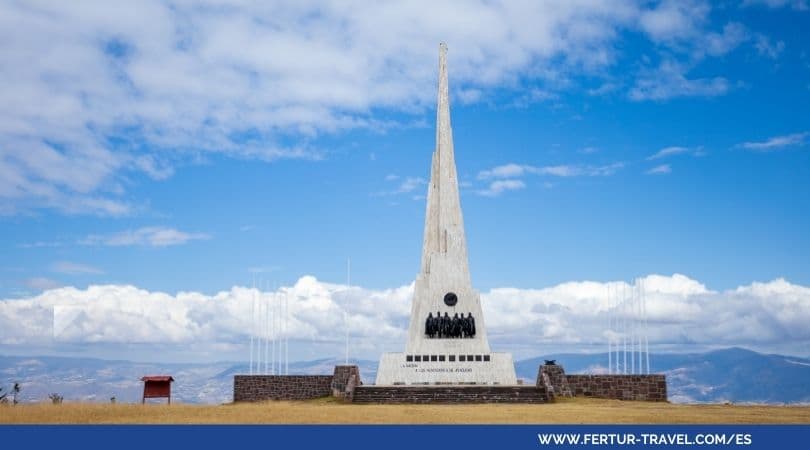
352,385,550,404
232,363,667,403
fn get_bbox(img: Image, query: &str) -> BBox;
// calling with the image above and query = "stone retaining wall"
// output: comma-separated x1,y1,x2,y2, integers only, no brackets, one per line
566,374,667,401
352,385,550,404
233,375,334,401
233,365,363,402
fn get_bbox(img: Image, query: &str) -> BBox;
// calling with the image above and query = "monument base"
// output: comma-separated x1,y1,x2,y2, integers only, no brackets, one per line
375,352,517,385
352,384,549,403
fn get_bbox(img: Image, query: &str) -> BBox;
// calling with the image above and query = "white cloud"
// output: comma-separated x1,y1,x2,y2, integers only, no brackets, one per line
755,34,786,59
638,0,709,42
629,60,730,101
477,179,526,197
742,0,809,10
376,176,427,197
51,261,104,275
396,177,427,194
646,164,672,175
647,146,706,160
0,0,733,215
2,274,809,359
478,163,527,179
23,277,63,292
738,132,808,151
587,83,619,96
474,161,622,196
701,22,748,57
478,162,623,180
457,88,483,104
80,226,210,247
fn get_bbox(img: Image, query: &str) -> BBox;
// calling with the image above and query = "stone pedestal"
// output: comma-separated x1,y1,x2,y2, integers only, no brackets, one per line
538,364,573,398
376,352,517,385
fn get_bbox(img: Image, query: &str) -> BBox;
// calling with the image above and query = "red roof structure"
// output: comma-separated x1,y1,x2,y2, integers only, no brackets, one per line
141,375,174,404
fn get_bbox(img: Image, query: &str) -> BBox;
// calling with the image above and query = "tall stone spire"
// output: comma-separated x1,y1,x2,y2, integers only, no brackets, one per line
374,43,516,385
420,42,470,285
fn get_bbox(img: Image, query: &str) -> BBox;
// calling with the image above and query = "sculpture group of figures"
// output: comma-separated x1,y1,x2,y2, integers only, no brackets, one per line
425,312,476,338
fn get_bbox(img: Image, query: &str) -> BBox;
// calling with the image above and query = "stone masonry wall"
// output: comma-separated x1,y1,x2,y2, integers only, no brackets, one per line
537,365,573,398
331,365,362,399
352,385,550,404
566,374,667,401
233,375,333,402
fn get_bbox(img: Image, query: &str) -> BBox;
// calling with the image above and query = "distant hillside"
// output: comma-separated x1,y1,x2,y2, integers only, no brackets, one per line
0,355,377,405
516,347,810,404
2,347,808,404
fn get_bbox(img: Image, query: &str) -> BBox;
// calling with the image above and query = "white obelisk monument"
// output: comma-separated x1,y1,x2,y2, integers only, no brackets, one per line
375,43,517,385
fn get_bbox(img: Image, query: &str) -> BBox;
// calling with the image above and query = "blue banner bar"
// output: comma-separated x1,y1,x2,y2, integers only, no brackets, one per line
4,425,810,450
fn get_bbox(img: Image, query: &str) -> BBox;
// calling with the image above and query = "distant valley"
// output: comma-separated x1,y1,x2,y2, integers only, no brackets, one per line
2,347,808,405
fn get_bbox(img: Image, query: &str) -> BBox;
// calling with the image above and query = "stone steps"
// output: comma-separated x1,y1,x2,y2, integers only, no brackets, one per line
351,385,550,404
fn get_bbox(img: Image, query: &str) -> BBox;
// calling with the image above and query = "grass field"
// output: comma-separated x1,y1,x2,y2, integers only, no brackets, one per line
2,397,810,424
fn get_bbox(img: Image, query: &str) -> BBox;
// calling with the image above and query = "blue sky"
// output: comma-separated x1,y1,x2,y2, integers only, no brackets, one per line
1,1,810,362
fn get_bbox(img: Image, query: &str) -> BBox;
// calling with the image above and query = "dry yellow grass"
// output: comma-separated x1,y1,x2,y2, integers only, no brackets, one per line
2,397,810,424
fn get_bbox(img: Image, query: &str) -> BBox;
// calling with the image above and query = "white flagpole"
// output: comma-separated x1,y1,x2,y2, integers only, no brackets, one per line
285,287,289,375
257,282,262,374
635,279,640,374
271,283,276,375
607,283,612,375
644,278,650,374
263,281,268,374
631,279,636,375
345,257,351,365
623,283,627,374
264,282,269,375
250,278,254,375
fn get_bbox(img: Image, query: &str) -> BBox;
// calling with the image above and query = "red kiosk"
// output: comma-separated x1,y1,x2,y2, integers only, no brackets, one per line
141,376,174,404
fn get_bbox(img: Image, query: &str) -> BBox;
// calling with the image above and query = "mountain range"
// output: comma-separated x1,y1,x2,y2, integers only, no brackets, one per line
2,347,808,405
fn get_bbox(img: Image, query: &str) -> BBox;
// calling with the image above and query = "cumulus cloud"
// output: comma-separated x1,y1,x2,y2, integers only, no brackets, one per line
738,132,808,151
0,1,739,215
2,274,809,359
80,227,210,247
1,276,412,349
